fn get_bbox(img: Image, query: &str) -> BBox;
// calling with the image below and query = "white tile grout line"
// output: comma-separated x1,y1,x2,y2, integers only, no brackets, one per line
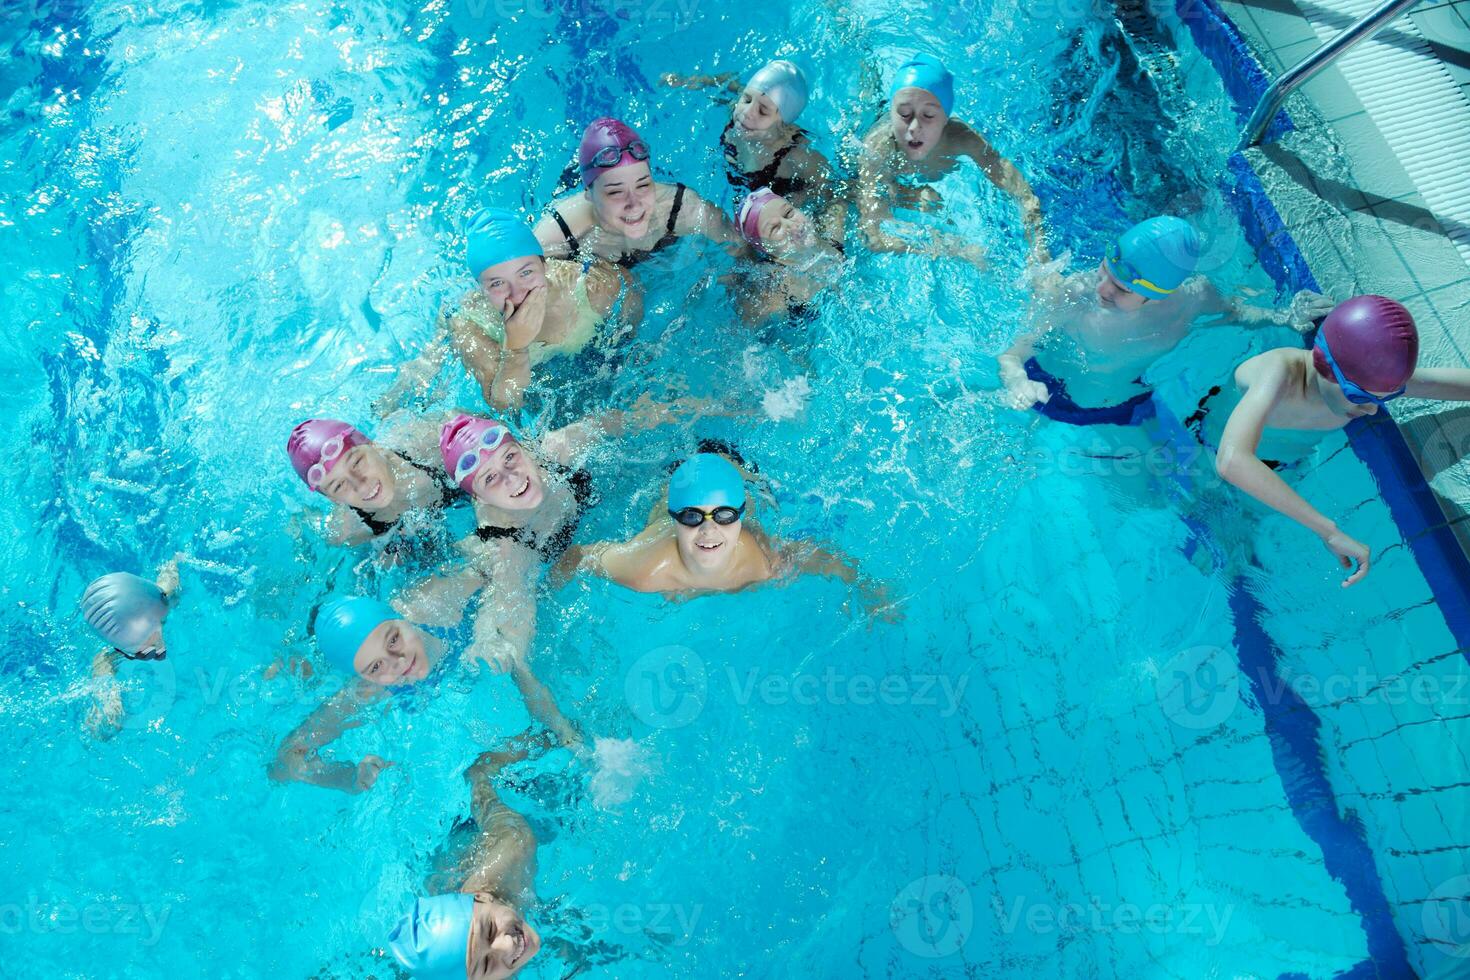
1295,0,1470,268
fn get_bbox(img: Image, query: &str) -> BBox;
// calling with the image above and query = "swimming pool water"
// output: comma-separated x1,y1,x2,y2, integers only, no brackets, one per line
3,0,1468,976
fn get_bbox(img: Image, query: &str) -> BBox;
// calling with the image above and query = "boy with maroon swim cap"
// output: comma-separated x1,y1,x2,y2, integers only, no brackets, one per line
1216,295,1470,587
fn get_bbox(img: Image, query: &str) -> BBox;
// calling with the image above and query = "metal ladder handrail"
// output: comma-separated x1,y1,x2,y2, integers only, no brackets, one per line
1238,0,1423,149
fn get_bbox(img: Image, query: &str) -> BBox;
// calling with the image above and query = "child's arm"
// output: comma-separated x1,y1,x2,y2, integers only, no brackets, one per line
658,71,741,92
269,687,392,793
951,122,1047,262
393,563,487,626
854,141,986,266
1405,367,1470,400
1215,355,1371,586
673,187,744,248
509,661,582,753
85,649,125,740
462,542,539,674
375,332,451,417
541,394,712,466
779,536,902,621
1195,281,1333,333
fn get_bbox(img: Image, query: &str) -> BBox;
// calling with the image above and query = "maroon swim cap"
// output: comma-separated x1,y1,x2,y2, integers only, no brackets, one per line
1312,295,1419,393
578,117,647,189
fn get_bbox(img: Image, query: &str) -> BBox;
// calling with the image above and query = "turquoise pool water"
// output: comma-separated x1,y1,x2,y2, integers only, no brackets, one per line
3,0,1468,976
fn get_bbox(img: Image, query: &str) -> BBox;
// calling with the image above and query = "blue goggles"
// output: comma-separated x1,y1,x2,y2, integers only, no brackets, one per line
1316,332,1406,409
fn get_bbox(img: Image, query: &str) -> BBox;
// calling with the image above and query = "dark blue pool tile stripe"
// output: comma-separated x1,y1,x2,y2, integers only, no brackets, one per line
1175,0,1294,138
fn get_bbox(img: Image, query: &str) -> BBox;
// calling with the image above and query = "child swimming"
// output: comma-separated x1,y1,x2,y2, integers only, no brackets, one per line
996,216,1332,425
376,207,642,413
534,117,740,268
728,187,845,325
80,557,181,738
1213,295,1470,586
565,451,898,617
856,53,1045,265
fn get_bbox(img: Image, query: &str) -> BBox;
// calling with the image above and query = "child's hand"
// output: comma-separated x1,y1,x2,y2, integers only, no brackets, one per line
1283,290,1335,332
354,755,394,792
502,284,549,349
1322,529,1370,587
1002,372,1050,411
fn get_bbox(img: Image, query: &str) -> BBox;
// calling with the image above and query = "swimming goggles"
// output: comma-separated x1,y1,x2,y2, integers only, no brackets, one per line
452,425,510,485
1315,332,1406,409
1104,241,1175,296
307,434,353,491
669,504,745,527
584,139,650,172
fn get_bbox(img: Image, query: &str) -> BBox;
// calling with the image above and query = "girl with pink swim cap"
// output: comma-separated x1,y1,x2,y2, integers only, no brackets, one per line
533,117,739,268
728,187,845,325
1216,295,1470,586
285,414,463,550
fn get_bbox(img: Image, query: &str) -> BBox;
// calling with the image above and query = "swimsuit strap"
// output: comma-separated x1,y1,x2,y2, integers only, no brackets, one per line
350,506,399,537
471,462,596,562
551,209,580,256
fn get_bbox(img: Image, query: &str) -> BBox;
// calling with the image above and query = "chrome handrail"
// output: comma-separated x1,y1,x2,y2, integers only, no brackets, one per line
1238,0,1424,149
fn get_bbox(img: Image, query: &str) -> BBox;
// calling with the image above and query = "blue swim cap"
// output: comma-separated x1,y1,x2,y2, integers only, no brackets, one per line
315,595,397,675
668,453,746,512
387,893,475,979
465,207,543,278
890,53,954,115
81,572,169,656
1105,216,1201,298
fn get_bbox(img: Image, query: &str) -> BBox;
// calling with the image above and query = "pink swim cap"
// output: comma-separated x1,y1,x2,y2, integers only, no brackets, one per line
439,413,514,493
579,117,648,189
287,419,370,491
1311,295,1419,393
738,187,779,247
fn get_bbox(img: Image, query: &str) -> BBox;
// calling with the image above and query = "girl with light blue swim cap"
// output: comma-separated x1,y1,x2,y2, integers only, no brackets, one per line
377,206,641,415
855,51,1048,265
565,448,898,617
995,214,1333,421
80,557,183,739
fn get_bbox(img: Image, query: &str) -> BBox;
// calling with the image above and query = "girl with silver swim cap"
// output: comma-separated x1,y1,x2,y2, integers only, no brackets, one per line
377,207,644,414
855,51,1047,266
80,557,182,739
533,117,739,269
566,449,898,618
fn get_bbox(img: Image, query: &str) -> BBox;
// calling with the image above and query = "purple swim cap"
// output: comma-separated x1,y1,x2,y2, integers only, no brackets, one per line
578,117,648,189
287,419,370,492
738,188,779,247
1311,295,1419,393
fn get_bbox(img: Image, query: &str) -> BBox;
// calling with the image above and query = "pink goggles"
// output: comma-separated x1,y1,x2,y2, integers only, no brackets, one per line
307,432,367,491
451,424,510,488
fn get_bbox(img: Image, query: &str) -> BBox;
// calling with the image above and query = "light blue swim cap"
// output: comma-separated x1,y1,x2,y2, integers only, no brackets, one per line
81,572,168,655
1105,216,1201,299
387,893,475,979
890,53,954,115
748,59,808,123
465,207,543,278
315,595,397,675
668,453,746,511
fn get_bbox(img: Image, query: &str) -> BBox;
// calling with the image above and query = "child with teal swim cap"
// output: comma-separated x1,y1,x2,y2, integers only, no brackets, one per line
855,52,1047,266
996,215,1333,423
565,450,898,619
376,206,643,414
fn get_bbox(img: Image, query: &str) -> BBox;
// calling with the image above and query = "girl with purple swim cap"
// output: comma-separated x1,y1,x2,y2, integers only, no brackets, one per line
730,187,845,325
285,414,464,550
533,116,740,269
660,58,839,220
1217,295,1470,587
855,52,1048,266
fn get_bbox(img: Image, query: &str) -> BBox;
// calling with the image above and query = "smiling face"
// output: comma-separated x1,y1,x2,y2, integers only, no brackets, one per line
1094,262,1149,312
352,619,430,687
588,161,656,238
674,505,742,574
478,256,547,313
469,439,545,511
466,896,540,979
319,444,397,511
757,198,814,255
733,85,782,135
890,88,947,160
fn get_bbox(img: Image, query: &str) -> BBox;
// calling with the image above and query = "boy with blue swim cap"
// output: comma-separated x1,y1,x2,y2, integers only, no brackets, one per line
856,51,1047,266
996,215,1333,424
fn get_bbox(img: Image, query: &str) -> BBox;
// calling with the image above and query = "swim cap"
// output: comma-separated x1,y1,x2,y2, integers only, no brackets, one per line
578,117,648,189
737,188,779,247
81,572,168,656
314,595,398,675
287,419,370,491
1312,295,1419,392
668,453,746,511
439,413,514,493
1105,216,1201,298
747,59,808,123
387,894,475,979
890,53,954,115
465,207,542,278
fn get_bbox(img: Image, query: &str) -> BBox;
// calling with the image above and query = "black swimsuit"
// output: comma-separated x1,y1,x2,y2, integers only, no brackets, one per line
473,462,597,562
549,183,687,269
720,123,809,198
350,457,461,537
